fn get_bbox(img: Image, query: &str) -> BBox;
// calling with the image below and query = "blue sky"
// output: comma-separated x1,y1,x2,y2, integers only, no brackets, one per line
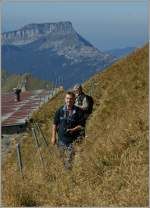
1,0,148,50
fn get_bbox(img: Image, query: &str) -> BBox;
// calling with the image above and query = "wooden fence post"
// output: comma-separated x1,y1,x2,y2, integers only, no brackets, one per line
16,143,24,178
31,128,44,167
36,123,49,147
33,122,51,155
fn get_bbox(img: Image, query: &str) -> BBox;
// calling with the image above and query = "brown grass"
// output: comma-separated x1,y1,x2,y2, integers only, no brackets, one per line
2,44,149,206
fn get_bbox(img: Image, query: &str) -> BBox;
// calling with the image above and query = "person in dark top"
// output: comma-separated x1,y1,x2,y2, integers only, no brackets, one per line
15,88,21,102
73,84,89,138
51,91,85,169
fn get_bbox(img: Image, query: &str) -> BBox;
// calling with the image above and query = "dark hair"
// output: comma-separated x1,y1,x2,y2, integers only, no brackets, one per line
66,91,75,98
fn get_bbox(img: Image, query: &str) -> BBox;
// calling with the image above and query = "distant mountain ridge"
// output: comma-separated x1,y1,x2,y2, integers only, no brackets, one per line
105,47,136,59
2,21,116,88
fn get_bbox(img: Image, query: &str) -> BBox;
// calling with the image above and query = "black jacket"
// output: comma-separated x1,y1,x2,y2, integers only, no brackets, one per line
53,105,85,143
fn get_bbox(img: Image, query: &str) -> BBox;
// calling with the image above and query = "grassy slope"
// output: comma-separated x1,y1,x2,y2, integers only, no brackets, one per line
1,70,52,92
2,45,148,206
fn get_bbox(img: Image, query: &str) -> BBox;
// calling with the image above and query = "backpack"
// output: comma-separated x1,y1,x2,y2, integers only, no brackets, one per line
85,95,94,114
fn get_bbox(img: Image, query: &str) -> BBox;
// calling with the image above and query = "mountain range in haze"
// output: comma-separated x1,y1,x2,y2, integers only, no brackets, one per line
2,21,116,88
105,47,136,59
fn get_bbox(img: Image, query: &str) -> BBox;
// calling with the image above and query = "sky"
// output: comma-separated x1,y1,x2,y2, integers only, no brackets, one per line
1,0,149,51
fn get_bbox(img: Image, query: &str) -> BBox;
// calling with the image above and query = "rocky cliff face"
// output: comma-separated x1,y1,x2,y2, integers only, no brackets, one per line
2,21,74,45
2,21,116,88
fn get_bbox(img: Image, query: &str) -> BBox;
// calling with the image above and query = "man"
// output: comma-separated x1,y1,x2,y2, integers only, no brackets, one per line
73,83,94,120
73,84,94,138
51,91,85,169
73,84,91,138
73,84,88,115
15,88,21,102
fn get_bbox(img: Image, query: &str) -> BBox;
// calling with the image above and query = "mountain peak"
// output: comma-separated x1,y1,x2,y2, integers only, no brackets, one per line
21,21,73,31
2,21,116,88
2,21,74,45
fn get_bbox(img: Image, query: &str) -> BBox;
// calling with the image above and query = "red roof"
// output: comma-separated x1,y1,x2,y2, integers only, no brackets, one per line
2,90,50,126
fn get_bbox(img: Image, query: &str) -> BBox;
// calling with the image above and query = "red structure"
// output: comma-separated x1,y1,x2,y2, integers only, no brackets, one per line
1,90,50,133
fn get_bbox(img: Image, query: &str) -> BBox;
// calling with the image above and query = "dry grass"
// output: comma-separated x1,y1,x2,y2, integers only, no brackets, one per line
2,71,52,92
2,44,149,206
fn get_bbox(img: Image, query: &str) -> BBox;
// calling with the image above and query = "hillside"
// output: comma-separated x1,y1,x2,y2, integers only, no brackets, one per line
2,44,148,206
1,69,52,92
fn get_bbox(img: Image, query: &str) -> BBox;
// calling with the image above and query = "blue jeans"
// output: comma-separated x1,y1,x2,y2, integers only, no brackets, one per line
57,140,73,169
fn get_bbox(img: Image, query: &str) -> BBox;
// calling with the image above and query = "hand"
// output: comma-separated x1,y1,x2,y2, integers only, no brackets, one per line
66,129,74,134
51,137,56,145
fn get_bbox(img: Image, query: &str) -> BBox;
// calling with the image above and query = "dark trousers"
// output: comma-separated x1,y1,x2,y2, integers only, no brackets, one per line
16,94,20,101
